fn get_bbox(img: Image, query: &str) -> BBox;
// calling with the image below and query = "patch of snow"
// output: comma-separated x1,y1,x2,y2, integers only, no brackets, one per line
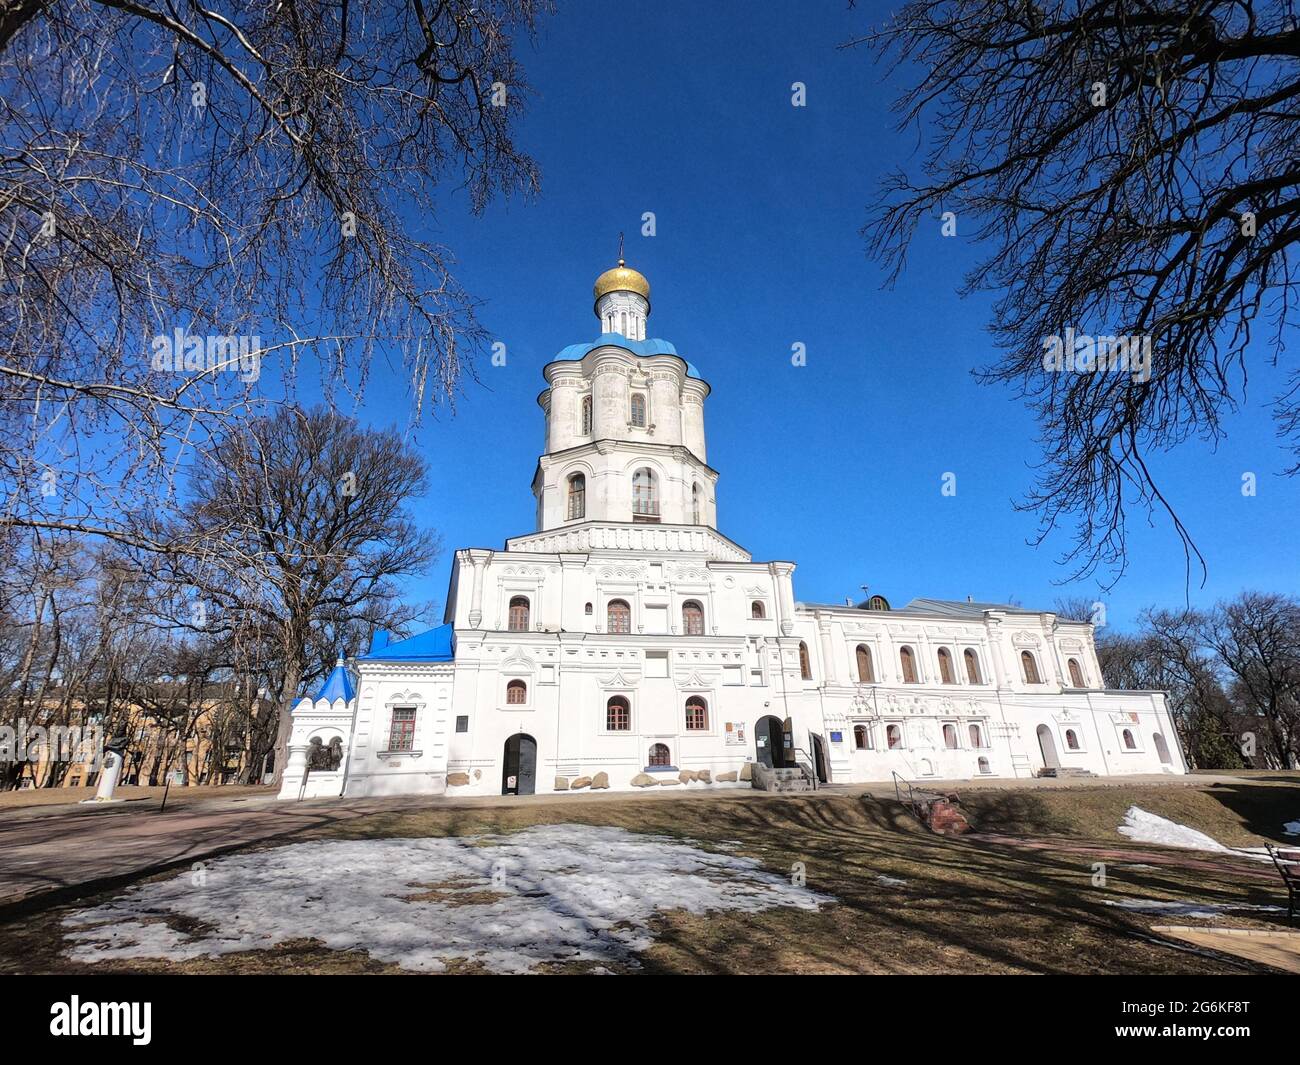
62,824,834,974
876,875,908,887
1104,898,1285,920
1117,806,1234,854
1283,820,1300,836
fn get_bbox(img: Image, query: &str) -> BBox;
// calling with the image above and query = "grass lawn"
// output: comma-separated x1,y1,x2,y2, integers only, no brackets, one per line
2,775,1297,975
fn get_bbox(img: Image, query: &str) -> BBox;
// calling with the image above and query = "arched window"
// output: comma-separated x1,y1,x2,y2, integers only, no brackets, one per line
584,602,593,615
1065,728,1080,750
648,742,671,767
751,600,766,619
506,680,527,705
886,724,903,749
853,724,872,750
1068,658,1085,687
969,723,984,748
508,596,530,632
607,598,631,634
581,395,592,435
943,723,958,749
632,467,658,519
798,641,812,680
691,483,701,524
1122,728,1136,750
682,600,704,635
685,696,708,730
978,756,990,774
899,646,918,683
855,644,875,683
963,648,981,684
567,473,586,520
937,648,955,684
1021,651,1041,684
630,393,647,428
606,696,630,731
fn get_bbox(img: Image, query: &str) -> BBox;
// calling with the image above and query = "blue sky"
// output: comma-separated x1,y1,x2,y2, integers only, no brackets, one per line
338,0,1299,632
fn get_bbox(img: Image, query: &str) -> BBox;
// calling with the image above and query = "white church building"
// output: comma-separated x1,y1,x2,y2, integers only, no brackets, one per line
278,259,1186,801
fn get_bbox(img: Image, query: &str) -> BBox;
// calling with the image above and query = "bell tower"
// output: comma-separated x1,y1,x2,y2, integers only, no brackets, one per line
532,258,717,535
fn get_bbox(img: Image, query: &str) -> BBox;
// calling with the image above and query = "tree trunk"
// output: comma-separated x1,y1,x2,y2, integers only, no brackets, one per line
267,656,304,788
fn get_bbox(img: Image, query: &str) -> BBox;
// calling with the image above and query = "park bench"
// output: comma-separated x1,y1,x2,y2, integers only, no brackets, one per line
1265,845,1300,921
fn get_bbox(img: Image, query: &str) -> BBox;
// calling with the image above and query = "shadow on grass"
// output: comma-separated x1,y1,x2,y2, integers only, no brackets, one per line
0,787,1288,975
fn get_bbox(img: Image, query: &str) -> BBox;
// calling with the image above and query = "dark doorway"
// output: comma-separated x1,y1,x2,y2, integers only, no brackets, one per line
810,733,829,783
756,715,787,769
502,733,537,795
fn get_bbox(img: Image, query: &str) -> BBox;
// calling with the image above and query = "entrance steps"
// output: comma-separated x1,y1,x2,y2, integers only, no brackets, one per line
750,764,816,793
1036,767,1097,779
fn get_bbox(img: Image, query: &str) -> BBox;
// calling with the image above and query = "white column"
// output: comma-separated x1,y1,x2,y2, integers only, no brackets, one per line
88,749,124,802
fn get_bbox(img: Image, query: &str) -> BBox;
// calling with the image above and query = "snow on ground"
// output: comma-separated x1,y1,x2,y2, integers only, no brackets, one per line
1117,806,1236,854
1116,806,1275,862
876,875,908,887
1284,820,1300,836
1104,899,1285,920
62,824,834,973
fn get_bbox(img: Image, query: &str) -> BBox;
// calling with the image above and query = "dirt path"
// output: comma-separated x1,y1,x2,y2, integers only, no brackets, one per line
0,794,404,909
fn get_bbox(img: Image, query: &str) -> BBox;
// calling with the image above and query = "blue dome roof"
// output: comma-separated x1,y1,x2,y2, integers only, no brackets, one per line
551,334,701,379
313,658,356,704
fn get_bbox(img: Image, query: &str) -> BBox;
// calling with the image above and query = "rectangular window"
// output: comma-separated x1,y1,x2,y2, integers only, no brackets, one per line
455,715,469,734
388,707,416,751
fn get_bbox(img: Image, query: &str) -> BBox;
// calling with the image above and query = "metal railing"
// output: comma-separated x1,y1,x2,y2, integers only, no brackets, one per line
789,746,819,790
892,770,914,808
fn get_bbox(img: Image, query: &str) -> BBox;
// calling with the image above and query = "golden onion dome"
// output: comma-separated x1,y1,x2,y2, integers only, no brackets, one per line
593,259,650,308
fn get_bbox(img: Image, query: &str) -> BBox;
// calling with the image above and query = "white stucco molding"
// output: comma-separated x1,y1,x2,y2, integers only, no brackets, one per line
504,521,751,562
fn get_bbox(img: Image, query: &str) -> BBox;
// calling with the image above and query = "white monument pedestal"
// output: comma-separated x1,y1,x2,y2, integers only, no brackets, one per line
79,749,125,804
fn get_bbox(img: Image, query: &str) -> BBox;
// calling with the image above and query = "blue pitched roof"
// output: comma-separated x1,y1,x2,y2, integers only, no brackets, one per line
359,623,455,662
551,333,701,379
314,659,356,704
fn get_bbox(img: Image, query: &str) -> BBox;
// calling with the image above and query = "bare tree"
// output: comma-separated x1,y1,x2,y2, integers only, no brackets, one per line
1,0,544,552
857,1,1300,582
161,405,438,784
1198,591,1300,767
1141,605,1243,768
